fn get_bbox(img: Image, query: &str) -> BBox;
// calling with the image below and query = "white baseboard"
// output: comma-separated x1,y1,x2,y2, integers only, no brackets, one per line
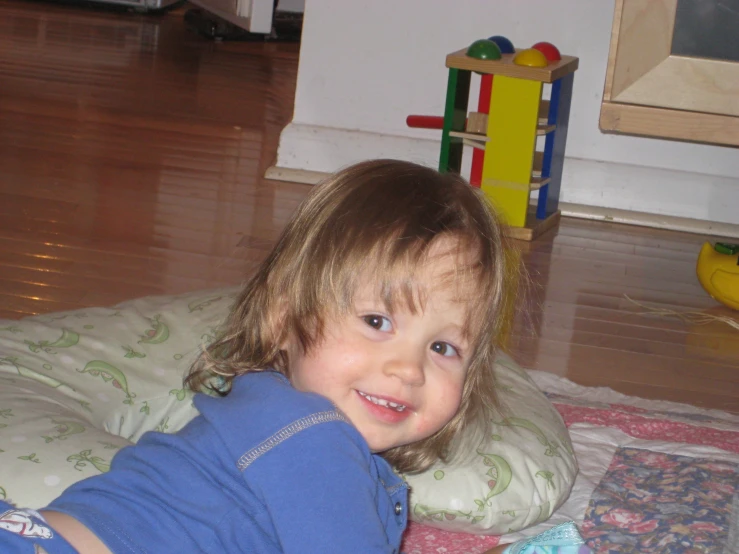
558,203,739,238
265,166,326,185
269,123,739,239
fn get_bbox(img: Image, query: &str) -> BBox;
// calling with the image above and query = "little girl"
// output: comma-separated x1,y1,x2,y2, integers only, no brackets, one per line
0,159,513,553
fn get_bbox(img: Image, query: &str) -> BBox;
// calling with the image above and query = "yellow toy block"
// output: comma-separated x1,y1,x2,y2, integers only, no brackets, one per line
481,75,542,225
481,179,528,227
484,76,542,182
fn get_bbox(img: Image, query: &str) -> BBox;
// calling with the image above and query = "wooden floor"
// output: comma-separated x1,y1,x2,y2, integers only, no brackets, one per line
1,0,737,413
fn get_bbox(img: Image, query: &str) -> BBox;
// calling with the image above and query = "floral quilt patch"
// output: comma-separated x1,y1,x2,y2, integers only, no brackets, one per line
581,447,738,553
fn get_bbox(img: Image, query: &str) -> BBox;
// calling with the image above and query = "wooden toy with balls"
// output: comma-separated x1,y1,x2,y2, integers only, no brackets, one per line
407,37,579,241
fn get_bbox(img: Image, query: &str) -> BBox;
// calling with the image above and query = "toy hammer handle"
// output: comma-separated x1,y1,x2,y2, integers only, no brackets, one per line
406,115,445,129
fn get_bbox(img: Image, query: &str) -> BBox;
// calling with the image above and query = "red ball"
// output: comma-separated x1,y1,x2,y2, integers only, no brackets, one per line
532,42,561,61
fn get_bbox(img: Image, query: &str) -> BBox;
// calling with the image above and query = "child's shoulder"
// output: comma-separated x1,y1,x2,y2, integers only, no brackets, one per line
195,370,329,418
192,370,360,464
229,370,338,418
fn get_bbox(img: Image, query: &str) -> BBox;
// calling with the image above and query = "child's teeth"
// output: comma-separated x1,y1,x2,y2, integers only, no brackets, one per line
359,391,406,411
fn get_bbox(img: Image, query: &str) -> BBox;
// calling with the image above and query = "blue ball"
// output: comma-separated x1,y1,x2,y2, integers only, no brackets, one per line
488,35,515,54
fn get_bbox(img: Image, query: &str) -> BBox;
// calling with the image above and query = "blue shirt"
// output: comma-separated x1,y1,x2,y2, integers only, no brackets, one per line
47,371,409,553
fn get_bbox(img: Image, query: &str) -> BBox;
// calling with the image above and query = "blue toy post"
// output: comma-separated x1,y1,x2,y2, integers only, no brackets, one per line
537,72,574,220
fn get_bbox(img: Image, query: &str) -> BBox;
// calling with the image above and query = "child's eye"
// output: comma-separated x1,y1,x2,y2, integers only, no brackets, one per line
431,341,460,358
362,315,393,332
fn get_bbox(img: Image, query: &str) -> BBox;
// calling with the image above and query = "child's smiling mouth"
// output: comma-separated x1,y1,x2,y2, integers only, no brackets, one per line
357,390,408,412
355,390,416,426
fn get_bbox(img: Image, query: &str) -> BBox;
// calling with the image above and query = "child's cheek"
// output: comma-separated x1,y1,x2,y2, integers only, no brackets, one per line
432,386,464,430
413,412,447,438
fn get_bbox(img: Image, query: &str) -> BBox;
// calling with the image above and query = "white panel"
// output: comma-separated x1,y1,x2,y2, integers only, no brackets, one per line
238,0,274,33
237,0,251,17
189,0,273,33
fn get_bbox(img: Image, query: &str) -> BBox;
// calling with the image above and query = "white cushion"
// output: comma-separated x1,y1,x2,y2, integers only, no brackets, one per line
0,290,576,534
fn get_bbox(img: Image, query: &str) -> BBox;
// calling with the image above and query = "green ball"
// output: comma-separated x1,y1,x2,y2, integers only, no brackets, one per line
466,39,502,61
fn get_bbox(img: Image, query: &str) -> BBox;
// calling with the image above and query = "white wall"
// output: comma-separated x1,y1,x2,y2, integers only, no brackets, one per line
272,0,739,229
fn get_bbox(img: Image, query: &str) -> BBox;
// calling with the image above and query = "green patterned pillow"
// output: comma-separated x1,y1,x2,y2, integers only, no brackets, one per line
0,373,132,506
0,289,576,535
0,288,238,507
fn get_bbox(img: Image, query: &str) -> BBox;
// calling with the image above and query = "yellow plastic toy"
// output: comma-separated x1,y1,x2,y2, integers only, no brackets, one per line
696,242,739,310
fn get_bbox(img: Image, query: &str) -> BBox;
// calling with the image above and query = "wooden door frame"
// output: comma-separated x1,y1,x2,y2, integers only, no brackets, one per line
600,0,739,146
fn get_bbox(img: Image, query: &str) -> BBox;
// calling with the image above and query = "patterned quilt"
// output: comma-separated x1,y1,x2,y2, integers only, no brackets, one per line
401,371,739,554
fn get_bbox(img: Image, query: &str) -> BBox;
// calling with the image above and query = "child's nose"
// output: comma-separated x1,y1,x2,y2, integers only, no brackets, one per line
383,355,425,386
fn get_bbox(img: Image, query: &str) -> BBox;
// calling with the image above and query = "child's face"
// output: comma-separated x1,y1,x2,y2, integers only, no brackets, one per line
285,238,475,453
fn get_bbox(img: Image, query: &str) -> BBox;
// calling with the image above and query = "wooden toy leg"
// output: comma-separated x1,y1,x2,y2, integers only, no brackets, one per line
537,72,574,219
439,68,470,174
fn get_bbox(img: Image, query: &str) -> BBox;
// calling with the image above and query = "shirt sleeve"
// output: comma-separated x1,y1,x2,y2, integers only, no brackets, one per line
241,414,399,554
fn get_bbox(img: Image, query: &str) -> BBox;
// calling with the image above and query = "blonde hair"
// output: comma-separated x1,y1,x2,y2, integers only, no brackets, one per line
186,159,514,473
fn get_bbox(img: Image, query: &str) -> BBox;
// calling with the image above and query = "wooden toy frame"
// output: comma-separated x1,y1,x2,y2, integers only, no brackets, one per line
437,46,578,241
